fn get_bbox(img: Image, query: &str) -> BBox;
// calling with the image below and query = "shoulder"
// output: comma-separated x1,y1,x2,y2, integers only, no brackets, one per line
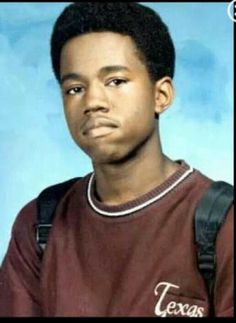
12,199,38,235
11,175,90,241
6,199,40,259
5,175,90,262
176,163,233,222
216,202,234,247
37,175,90,201
190,166,234,250
190,167,213,193
174,163,213,209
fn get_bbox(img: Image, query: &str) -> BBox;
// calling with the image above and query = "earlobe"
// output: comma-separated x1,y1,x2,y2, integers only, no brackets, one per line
154,77,174,114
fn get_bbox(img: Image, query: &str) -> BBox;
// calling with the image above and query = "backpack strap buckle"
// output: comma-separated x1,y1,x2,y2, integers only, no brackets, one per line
36,224,52,251
197,251,216,280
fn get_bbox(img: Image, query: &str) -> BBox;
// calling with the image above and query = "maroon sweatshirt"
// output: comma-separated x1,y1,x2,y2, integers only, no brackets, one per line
0,161,233,317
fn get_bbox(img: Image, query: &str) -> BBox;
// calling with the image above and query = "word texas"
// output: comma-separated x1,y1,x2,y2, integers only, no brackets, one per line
154,282,205,317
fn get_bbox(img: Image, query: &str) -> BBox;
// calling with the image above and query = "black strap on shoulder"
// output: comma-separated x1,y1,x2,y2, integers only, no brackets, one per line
195,180,234,315
36,177,79,252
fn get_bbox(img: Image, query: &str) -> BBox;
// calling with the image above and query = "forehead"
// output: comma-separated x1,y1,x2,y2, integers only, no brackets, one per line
60,32,146,75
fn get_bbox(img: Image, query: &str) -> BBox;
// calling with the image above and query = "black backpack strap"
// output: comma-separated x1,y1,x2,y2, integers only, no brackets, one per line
36,177,79,252
195,181,234,315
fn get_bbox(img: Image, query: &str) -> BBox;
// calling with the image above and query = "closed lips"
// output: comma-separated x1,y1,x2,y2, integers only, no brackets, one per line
82,118,119,135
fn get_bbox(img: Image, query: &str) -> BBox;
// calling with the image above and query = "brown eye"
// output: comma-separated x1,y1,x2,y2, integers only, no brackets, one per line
66,87,84,95
108,79,128,87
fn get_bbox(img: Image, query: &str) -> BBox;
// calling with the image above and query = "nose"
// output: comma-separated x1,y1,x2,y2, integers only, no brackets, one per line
83,82,109,115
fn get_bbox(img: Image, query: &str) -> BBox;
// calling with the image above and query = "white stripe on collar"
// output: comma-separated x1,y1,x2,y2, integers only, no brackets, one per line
87,166,194,217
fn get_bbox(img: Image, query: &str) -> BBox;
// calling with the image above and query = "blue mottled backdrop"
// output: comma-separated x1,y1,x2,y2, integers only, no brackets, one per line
0,3,233,263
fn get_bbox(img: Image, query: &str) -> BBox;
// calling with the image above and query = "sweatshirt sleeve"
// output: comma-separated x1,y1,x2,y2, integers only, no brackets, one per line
214,204,234,317
0,200,42,317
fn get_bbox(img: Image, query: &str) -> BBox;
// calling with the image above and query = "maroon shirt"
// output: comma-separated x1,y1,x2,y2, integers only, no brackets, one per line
0,161,233,317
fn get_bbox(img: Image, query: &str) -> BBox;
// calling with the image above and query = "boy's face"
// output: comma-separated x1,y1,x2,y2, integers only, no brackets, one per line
60,32,159,164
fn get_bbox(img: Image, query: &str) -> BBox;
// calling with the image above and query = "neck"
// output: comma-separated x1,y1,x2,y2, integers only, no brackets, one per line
92,130,179,206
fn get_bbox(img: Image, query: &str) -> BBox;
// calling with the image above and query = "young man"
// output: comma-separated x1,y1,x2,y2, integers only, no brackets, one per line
0,3,233,317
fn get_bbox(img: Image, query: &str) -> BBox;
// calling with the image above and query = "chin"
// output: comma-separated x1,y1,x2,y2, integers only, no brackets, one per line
91,146,141,166
92,152,124,165
81,135,148,166
86,146,125,165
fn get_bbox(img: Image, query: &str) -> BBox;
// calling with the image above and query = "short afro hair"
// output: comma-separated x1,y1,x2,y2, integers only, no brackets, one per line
50,2,175,83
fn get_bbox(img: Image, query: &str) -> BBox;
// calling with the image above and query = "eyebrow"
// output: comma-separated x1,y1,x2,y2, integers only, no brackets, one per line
60,65,131,85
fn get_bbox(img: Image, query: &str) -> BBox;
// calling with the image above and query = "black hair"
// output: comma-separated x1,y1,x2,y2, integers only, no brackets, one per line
50,2,175,83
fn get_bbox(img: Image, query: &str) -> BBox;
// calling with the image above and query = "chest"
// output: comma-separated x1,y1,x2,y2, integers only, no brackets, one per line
40,212,209,317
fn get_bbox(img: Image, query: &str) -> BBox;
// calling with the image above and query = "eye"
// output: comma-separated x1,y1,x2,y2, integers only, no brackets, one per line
108,79,128,87
65,86,84,95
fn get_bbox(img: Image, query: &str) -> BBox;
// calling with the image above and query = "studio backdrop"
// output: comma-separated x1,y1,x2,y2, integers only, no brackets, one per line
0,2,233,264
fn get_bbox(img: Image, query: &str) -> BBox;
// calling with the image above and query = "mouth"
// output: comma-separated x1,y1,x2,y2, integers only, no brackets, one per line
82,117,119,138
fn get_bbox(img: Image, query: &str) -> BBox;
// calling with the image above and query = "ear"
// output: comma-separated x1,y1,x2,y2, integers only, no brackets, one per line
154,77,174,115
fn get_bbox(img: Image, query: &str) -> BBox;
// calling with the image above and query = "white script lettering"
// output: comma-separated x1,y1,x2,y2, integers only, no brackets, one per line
154,281,204,317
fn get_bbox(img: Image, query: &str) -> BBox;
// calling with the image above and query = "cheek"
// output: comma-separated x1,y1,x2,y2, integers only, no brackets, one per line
63,103,81,136
63,107,74,129
123,95,156,131
121,108,155,146
125,84,156,117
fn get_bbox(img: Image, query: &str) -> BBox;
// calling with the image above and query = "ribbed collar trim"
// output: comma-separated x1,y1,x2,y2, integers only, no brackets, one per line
86,161,194,217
